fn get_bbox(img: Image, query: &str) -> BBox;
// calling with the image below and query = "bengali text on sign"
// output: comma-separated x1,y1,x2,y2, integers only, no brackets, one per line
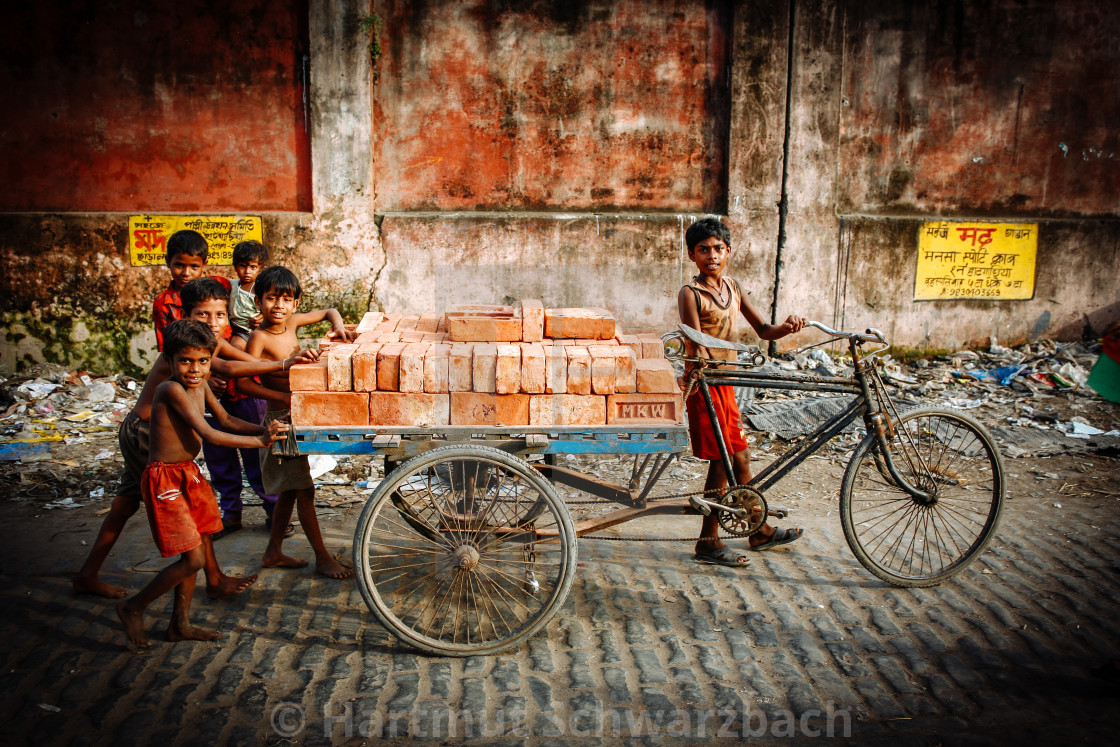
914,221,1037,300
128,215,263,266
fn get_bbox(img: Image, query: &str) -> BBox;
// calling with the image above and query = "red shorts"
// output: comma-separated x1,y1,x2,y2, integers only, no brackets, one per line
141,461,223,557
686,385,749,460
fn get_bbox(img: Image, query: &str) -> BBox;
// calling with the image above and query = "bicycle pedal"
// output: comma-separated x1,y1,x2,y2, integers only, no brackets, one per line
767,504,790,518
689,496,712,516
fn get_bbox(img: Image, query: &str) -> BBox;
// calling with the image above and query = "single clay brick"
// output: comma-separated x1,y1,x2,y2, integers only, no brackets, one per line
614,346,636,393
326,344,358,392
566,346,592,395
399,342,429,392
375,331,402,343
447,316,523,342
423,343,452,393
636,358,677,393
575,338,611,346
472,343,497,393
520,343,546,393
638,333,665,359
351,343,384,391
369,392,450,426
588,345,623,394
421,332,448,342
544,308,616,340
606,393,685,425
354,331,380,344
399,330,426,343
448,343,474,391
452,304,514,316
288,361,328,392
450,392,530,426
374,313,402,332
355,311,385,333
436,314,448,333
521,299,544,342
544,344,567,394
376,342,406,392
291,391,370,426
618,334,644,360
416,313,440,333
495,344,521,394
396,315,420,331
529,394,607,425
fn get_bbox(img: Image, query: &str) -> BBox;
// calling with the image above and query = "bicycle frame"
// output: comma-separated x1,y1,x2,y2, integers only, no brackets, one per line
685,328,932,504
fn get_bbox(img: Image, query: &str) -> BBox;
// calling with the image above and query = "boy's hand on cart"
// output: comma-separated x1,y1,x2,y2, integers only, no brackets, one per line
327,326,358,343
260,420,290,447
289,348,321,366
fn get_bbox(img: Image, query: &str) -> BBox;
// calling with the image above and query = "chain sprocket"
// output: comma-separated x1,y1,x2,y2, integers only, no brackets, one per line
716,486,768,538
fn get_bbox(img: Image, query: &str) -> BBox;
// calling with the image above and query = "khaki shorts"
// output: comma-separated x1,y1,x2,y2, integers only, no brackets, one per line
259,410,313,494
117,412,150,497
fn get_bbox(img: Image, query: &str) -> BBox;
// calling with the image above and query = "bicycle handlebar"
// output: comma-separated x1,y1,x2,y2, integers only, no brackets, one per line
806,321,887,345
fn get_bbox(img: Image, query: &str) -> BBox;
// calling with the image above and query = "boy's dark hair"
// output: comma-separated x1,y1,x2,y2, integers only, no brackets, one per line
162,319,218,357
232,240,269,266
685,217,732,252
180,278,231,315
166,230,209,263
254,265,302,301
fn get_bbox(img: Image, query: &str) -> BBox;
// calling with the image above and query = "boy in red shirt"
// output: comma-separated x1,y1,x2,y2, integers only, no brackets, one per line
677,218,806,567
152,230,230,351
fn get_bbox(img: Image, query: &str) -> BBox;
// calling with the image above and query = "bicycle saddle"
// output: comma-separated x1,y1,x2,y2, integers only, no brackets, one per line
676,324,761,354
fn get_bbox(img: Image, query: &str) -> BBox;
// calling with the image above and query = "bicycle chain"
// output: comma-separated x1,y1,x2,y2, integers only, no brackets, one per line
568,485,745,543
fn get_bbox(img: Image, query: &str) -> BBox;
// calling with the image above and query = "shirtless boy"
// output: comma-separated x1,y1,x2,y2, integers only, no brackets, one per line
245,265,356,579
117,320,288,647
73,315,317,599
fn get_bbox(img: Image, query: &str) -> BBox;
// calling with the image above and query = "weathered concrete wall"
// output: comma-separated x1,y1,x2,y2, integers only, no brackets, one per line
0,0,380,376
3,0,1120,375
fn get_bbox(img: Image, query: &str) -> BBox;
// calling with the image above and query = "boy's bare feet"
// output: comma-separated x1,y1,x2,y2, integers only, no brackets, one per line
167,621,221,642
73,575,127,599
205,572,258,599
262,551,309,569
316,556,354,579
116,600,150,648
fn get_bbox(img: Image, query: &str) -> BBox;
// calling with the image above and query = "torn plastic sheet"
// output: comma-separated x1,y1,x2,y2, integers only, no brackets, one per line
744,396,920,440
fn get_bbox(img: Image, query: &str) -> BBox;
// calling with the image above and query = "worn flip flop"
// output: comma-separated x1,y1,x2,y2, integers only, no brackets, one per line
749,526,804,551
693,546,750,567
211,518,243,541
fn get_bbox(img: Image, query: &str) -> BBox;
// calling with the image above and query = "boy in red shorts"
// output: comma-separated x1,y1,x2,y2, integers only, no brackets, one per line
117,320,288,647
677,217,806,567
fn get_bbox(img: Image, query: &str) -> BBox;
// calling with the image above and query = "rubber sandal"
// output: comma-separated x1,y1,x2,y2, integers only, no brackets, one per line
211,518,243,541
265,516,296,538
693,546,750,567
749,526,804,551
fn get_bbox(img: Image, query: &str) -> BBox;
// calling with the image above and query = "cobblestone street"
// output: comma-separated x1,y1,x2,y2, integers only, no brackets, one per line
4,445,1120,745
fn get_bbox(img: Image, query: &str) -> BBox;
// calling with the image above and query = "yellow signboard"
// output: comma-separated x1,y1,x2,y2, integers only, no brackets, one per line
914,222,1037,300
128,215,263,266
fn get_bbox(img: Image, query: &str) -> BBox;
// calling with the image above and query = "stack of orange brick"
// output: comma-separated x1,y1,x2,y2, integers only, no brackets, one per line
289,301,684,428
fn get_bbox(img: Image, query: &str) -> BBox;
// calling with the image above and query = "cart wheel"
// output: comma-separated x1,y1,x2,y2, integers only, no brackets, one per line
353,445,577,656
840,407,1005,587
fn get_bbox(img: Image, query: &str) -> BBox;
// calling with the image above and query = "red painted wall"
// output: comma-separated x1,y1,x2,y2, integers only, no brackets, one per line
0,0,311,212
373,0,731,212
838,0,1120,216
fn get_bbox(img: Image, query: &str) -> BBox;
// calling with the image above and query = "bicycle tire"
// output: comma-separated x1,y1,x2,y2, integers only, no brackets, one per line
353,445,577,656
840,407,1005,587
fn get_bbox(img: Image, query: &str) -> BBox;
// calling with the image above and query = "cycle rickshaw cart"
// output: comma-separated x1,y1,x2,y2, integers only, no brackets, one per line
293,322,1005,656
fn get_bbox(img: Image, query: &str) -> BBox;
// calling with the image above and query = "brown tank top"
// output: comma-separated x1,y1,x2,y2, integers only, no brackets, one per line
684,276,742,362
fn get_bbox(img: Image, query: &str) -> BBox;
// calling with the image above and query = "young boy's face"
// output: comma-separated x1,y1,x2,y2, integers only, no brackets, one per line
256,288,298,327
167,253,206,290
234,260,262,286
689,237,731,278
169,346,213,389
189,298,229,337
